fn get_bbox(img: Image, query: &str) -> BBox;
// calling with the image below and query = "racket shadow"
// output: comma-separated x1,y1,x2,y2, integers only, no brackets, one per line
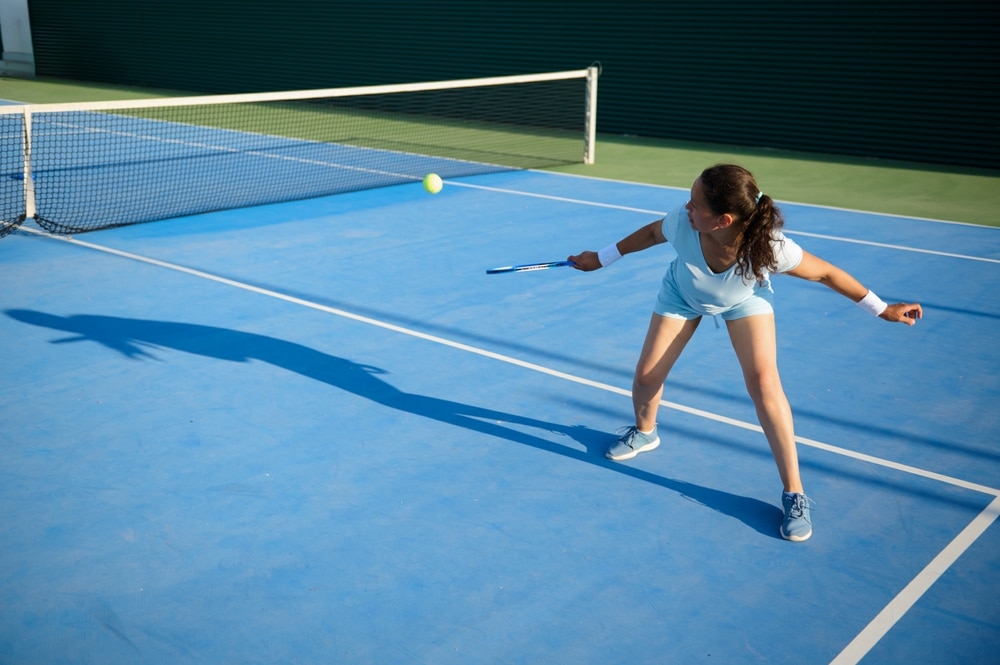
6,308,783,539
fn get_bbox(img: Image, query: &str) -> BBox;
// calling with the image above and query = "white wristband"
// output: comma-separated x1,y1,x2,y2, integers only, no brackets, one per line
598,243,622,268
856,290,888,316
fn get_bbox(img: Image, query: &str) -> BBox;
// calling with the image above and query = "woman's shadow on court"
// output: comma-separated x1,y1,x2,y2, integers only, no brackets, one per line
6,308,784,538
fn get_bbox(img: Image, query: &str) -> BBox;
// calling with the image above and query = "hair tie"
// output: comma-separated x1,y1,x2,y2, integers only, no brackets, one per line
755,191,764,204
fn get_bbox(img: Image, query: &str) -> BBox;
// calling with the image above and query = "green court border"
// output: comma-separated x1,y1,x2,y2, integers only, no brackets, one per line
4,76,998,227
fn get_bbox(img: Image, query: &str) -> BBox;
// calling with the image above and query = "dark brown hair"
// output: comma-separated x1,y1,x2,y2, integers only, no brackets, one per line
699,164,785,284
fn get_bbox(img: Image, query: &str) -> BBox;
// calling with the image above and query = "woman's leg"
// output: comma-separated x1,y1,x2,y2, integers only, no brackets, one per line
725,314,803,494
632,313,701,431
607,313,701,461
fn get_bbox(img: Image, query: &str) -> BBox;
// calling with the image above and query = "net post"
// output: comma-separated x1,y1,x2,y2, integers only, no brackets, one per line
584,65,598,165
22,107,36,220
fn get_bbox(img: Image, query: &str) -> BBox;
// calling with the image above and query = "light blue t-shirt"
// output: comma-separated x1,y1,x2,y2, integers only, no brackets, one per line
658,205,803,318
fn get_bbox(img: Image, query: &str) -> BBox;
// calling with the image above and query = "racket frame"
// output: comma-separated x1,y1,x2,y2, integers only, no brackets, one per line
486,260,574,274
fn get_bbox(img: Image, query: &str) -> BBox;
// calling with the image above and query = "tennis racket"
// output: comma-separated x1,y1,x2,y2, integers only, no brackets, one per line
486,260,575,275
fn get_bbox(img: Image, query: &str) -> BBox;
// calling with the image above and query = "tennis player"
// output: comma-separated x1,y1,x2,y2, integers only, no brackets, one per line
568,164,922,542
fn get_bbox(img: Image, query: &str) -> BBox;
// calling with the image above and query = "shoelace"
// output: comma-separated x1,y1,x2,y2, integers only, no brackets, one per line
617,426,640,448
786,494,815,517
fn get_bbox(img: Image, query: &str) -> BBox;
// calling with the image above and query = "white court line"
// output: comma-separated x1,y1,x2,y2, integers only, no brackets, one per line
447,180,667,215
786,230,1000,265
448,180,1000,264
536,169,996,229
830,495,1000,665
20,228,1000,665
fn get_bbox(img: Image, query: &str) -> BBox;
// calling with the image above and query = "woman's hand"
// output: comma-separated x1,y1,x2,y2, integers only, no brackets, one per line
567,251,602,271
880,303,923,325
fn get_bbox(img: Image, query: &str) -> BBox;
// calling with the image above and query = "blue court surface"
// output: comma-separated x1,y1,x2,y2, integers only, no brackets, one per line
1,170,998,664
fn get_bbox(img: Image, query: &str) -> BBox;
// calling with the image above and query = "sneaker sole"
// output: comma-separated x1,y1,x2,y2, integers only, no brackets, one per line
780,528,812,542
606,436,660,461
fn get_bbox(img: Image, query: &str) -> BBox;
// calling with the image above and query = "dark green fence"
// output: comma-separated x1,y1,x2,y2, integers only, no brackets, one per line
26,0,1000,169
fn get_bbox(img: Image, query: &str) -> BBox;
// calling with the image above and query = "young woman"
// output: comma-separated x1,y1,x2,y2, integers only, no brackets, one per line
568,164,922,542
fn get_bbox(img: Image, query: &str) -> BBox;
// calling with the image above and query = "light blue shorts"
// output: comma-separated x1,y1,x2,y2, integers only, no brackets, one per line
653,274,776,321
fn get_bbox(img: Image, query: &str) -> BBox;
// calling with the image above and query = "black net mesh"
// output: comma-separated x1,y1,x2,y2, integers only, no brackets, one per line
1,72,590,235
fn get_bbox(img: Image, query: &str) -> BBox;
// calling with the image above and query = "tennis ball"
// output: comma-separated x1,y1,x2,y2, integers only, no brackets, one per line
423,173,443,194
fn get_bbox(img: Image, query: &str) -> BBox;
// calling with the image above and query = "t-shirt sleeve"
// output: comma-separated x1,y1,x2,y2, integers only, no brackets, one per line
772,232,804,272
661,206,683,242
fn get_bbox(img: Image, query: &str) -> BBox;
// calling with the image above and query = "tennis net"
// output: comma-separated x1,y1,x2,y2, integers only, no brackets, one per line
0,68,598,237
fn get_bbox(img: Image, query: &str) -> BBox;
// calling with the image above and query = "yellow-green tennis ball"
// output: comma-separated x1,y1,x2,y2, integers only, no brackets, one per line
423,173,443,194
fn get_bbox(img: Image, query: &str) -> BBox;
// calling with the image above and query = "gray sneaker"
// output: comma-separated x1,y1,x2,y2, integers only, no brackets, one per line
780,492,814,542
606,426,660,461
